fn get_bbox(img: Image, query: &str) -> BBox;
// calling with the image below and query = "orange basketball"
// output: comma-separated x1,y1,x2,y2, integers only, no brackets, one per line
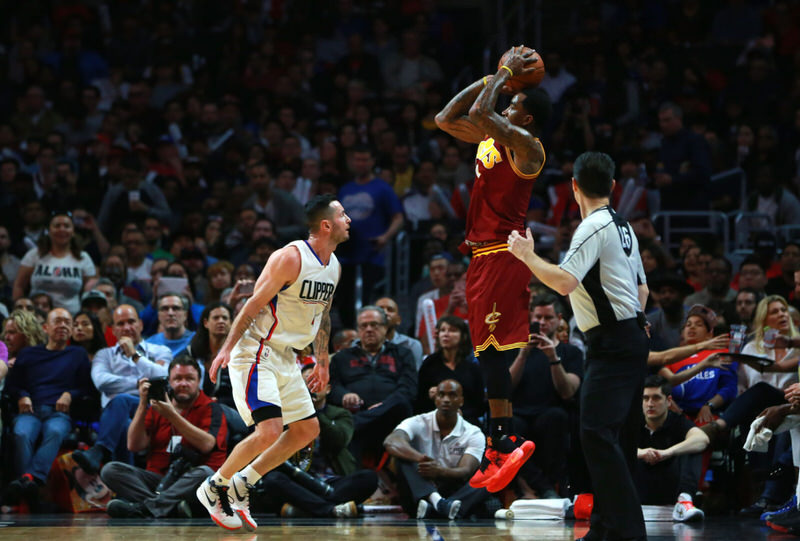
497,46,545,92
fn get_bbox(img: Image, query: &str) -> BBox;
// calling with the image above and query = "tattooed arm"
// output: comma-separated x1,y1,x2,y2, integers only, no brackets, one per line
307,269,338,393
435,78,490,144
469,46,544,175
208,246,301,382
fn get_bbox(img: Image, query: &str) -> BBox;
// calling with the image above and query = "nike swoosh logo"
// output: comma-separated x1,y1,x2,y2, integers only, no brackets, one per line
204,491,217,507
232,480,246,501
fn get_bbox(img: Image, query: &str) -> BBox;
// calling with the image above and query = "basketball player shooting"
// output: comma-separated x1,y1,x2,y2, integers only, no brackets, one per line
435,45,552,492
196,194,350,531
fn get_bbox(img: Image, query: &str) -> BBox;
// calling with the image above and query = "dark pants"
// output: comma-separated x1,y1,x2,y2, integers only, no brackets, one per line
96,394,140,461
514,407,570,494
581,319,648,539
260,469,378,516
634,453,703,505
349,396,413,463
100,461,213,517
721,381,786,428
396,459,490,518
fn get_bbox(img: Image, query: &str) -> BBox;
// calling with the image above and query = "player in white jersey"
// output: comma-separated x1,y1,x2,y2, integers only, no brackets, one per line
196,194,350,531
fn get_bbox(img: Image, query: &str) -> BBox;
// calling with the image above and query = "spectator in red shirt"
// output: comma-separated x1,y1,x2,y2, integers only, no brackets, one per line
99,355,228,518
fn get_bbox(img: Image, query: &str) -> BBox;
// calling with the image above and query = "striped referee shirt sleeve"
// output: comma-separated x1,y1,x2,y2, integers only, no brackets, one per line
559,220,609,281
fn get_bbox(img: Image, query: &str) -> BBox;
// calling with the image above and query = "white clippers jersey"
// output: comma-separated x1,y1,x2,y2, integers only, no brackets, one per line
250,240,340,350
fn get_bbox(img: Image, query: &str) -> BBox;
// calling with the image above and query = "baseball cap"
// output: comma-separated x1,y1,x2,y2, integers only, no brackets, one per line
81,290,108,307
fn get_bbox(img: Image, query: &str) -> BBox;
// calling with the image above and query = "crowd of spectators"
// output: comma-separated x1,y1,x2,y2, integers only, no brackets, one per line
0,0,799,525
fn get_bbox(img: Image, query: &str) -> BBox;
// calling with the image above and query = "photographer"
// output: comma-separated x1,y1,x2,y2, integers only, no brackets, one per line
100,355,228,518
508,293,583,499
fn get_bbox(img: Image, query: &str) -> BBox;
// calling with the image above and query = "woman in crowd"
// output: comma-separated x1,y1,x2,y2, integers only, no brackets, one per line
205,261,234,304
13,213,97,315
416,315,484,425
1,310,47,366
72,310,108,361
188,302,234,408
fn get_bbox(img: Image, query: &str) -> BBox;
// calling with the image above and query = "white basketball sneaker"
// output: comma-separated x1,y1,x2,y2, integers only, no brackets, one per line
196,477,242,530
230,472,258,531
673,493,704,522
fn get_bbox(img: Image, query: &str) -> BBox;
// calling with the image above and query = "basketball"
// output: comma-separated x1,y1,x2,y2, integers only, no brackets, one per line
498,46,545,92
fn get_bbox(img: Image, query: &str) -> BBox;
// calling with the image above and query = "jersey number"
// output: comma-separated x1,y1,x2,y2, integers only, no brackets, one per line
617,224,632,256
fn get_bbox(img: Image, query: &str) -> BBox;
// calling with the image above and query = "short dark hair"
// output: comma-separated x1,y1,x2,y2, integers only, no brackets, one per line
643,374,671,397
740,256,767,274
520,87,552,135
737,287,764,304
530,293,564,315
573,151,615,198
305,193,337,232
169,353,202,379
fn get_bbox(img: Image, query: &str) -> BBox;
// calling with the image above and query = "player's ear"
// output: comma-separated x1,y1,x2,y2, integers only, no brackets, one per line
611,179,616,192
523,114,533,127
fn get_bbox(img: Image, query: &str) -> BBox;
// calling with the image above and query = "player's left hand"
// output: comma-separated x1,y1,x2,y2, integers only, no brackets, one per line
307,362,329,393
508,228,534,261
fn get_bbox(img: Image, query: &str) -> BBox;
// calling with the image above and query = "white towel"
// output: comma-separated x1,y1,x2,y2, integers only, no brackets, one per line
496,498,572,520
743,416,772,452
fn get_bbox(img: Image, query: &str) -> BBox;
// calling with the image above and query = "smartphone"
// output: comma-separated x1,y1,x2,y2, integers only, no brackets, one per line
128,190,141,202
238,281,255,296
159,276,189,295
530,321,540,335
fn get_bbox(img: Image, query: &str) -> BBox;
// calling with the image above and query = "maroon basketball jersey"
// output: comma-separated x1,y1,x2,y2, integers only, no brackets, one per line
465,136,544,243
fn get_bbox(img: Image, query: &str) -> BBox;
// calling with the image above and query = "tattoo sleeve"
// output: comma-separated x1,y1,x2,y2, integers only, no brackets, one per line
438,79,485,122
314,307,331,367
435,79,487,143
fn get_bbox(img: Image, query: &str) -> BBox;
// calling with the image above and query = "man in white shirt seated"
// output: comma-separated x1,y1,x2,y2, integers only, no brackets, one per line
72,305,171,474
383,379,488,520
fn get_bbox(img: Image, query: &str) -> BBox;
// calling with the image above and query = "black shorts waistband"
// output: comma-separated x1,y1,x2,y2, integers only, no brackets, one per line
584,317,644,340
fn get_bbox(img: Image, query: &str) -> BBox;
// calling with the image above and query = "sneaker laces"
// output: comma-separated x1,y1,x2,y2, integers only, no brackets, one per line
209,480,236,517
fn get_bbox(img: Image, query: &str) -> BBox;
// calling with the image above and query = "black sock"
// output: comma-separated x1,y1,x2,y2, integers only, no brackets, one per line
490,416,512,440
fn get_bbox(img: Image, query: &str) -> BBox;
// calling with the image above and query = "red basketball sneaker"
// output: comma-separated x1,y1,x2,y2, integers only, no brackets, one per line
486,436,535,493
469,435,535,491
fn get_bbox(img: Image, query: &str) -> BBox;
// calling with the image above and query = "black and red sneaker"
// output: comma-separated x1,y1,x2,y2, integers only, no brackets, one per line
469,435,535,492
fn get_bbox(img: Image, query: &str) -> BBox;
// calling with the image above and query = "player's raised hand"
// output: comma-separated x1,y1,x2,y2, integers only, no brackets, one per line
209,349,231,384
507,228,535,262
502,45,537,75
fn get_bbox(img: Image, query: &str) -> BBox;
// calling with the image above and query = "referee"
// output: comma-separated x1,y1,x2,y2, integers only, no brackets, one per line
508,151,649,541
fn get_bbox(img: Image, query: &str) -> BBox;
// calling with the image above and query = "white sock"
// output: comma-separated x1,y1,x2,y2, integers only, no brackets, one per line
211,471,230,487
677,492,692,503
429,492,442,507
238,464,263,485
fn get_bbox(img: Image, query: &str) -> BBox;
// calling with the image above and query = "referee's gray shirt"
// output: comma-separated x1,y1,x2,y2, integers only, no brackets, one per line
559,206,646,332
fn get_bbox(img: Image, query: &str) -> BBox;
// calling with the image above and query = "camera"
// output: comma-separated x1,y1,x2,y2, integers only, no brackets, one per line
147,377,170,402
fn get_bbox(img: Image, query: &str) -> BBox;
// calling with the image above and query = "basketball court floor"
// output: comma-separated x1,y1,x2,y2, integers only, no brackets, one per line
0,514,786,540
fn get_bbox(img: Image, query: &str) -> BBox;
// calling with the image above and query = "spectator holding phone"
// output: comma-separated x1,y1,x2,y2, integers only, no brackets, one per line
508,293,584,499
146,294,195,356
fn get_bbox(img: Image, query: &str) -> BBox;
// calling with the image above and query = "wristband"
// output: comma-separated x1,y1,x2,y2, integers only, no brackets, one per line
500,65,514,77
550,358,561,366
705,401,714,410
482,76,488,86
